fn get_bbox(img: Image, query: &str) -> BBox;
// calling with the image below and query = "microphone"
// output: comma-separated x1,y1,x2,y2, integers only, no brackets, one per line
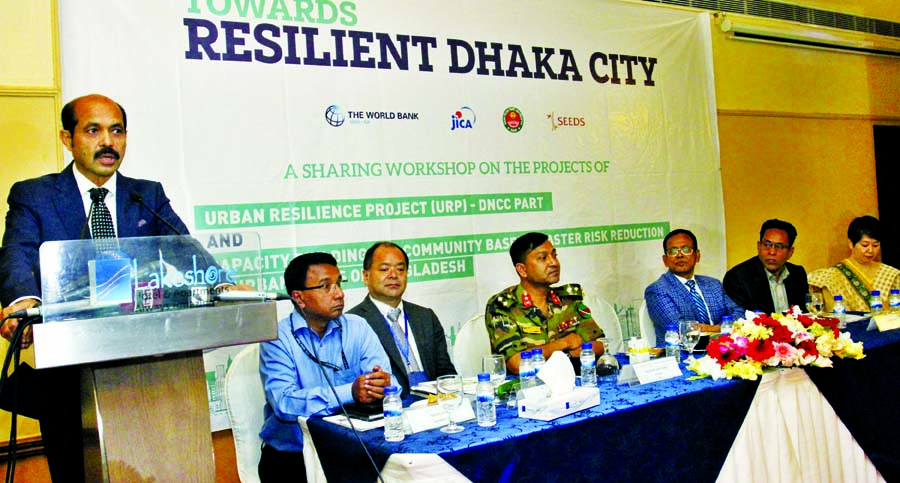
213,291,290,302
307,329,385,483
129,191,184,235
3,307,42,320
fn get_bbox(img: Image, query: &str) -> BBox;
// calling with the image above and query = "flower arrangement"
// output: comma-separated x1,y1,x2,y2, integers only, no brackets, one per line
687,306,865,381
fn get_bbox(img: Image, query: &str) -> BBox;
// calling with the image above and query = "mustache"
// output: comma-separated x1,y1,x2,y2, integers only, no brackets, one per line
93,147,120,160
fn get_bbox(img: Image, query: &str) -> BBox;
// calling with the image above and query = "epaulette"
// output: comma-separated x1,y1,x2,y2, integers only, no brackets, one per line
489,286,518,310
554,283,584,299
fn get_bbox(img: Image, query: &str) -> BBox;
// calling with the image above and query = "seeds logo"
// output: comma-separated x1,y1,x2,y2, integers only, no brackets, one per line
546,112,587,131
451,107,476,131
503,107,524,133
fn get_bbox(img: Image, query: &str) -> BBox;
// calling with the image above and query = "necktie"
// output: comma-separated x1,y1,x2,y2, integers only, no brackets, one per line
89,188,116,239
686,279,710,323
387,308,420,373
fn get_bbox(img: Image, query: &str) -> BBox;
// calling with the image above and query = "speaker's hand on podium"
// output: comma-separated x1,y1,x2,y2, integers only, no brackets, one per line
1,298,39,349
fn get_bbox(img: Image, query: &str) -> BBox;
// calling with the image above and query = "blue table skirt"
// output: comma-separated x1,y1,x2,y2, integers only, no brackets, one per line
307,367,760,483
804,319,900,482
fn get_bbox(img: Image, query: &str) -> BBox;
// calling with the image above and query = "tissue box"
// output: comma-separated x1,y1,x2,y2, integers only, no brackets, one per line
516,386,600,421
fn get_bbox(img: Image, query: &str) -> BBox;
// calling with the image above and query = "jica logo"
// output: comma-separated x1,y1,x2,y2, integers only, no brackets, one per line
325,105,345,127
451,106,476,131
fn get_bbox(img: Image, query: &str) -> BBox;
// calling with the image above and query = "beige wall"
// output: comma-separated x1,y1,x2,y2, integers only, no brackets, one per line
712,12,900,273
1,0,60,443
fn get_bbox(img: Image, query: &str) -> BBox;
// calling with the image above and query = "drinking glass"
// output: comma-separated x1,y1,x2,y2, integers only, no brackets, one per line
806,293,824,316
680,321,701,354
482,355,506,405
595,339,620,384
436,374,465,433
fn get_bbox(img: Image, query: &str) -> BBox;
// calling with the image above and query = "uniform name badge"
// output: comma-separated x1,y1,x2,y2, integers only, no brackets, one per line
408,371,428,386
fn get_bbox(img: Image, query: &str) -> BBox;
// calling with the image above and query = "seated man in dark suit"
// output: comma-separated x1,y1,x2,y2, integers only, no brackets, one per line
348,241,456,396
723,219,808,314
645,229,745,344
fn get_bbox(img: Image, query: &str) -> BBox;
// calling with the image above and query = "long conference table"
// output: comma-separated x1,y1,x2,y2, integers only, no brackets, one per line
302,320,900,482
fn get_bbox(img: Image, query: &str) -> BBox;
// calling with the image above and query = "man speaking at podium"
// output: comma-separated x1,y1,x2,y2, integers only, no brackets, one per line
0,94,190,481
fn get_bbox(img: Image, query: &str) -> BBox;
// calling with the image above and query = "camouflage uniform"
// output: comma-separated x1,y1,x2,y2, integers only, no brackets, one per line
485,283,603,360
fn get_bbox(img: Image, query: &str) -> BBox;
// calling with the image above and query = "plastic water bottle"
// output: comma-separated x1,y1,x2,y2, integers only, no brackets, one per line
870,290,883,315
475,373,496,427
580,342,597,387
664,323,680,358
720,315,734,335
890,289,900,314
833,294,846,327
531,348,545,376
519,350,535,389
382,385,404,442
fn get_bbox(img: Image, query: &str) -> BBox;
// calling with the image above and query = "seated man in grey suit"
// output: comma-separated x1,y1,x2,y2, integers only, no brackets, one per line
348,241,456,396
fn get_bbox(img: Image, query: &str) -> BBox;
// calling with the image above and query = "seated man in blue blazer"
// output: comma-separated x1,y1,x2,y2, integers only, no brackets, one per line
348,241,456,397
644,229,745,344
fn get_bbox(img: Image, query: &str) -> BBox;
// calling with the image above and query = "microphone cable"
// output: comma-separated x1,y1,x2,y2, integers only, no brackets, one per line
304,313,385,483
0,310,42,483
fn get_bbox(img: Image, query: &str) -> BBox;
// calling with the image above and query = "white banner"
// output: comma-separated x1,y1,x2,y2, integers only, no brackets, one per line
60,0,723,428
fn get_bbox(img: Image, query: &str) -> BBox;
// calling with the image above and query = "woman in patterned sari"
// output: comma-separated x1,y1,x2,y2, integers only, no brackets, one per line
809,216,900,312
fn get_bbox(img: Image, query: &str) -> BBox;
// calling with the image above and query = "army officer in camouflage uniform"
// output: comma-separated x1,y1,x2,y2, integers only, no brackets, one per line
485,232,604,374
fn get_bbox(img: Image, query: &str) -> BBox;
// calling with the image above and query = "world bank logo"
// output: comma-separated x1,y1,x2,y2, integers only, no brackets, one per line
325,105,345,127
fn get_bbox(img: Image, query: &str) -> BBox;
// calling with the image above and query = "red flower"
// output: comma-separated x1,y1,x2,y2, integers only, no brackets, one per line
707,336,743,366
746,338,775,361
770,324,794,343
754,315,780,328
798,339,818,357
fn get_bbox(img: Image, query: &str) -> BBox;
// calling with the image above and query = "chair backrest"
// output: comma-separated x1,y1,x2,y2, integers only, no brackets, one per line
225,344,264,483
451,313,491,377
638,300,657,347
586,297,625,354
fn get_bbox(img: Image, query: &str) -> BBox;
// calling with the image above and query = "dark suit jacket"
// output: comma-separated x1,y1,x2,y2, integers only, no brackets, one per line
644,272,745,344
723,256,808,314
348,295,456,397
0,162,189,306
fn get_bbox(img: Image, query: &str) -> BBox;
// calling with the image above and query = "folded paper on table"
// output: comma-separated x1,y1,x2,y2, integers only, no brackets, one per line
320,414,384,431
869,313,900,332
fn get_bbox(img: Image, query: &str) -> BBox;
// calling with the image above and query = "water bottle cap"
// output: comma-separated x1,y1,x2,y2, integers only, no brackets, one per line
581,342,592,350
532,348,543,357
477,372,491,382
521,350,533,360
872,290,881,296
666,323,677,331
834,295,843,301
384,385,399,396
722,315,733,322
892,289,900,295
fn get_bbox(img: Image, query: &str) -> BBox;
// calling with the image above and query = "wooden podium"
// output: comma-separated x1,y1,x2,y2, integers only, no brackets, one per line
32,301,277,482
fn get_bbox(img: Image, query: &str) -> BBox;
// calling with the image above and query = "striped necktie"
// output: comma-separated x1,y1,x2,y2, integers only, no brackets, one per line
387,308,420,373
685,279,710,323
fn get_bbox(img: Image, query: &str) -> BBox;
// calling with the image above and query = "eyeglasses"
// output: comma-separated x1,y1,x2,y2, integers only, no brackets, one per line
665,246,695,257
300,277,345,293
761,240,790,252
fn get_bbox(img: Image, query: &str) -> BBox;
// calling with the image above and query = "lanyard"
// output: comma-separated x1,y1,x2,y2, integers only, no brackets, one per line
290,312,349,372
384,311,414,369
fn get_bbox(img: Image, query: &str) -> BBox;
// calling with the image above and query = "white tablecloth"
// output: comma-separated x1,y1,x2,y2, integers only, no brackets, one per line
717,368,883,482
